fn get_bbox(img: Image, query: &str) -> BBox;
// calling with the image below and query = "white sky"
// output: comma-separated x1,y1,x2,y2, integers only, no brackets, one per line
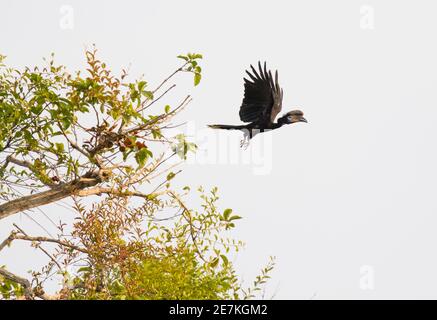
1,0,437,299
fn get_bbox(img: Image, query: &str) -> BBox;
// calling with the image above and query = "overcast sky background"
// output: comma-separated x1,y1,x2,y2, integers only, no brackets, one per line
2,0,437,299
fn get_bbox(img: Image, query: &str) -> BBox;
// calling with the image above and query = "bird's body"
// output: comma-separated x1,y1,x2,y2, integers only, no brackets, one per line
208,62,306,147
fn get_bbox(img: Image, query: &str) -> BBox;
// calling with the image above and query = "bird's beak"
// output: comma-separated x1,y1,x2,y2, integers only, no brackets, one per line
300,117,308,123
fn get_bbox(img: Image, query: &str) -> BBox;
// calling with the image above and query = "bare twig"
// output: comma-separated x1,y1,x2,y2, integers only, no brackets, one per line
12,234,88,254
169,191,207,263
13,224,62,271
138,84,176,113
76,186,169,200
0,232,15,252
57,123,91,158
152,62,187,94
124,95,192,135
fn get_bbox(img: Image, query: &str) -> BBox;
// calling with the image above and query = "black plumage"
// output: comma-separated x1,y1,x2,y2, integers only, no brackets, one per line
208,61,307,147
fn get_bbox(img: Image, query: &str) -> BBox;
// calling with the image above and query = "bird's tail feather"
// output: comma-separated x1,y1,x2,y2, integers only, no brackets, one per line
208,124,246,130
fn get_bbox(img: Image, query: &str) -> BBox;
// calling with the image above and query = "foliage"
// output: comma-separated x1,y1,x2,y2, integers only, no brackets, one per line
0,48,202,198
64,188,243,300
0,48,274,300
0,269,25,300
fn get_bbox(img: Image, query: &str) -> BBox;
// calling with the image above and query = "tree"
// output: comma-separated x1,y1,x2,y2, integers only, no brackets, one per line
0,48,274,299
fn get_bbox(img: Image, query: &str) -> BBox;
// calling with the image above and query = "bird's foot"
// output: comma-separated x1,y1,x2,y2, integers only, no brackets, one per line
240,138,250,149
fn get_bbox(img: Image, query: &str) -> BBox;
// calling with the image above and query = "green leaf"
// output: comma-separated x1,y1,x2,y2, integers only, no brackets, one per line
151,129,162,139
223,208,232,220
166,172,176,181
55,142,65,153
194,73,201,86
210,257,219,268
143,91,154,100
138,81,147,91
229,215,242,221
192,53,203,59
78,266,91,273
135,147,152,168
61,118,71,130
177,55,188,61
220,254,229,266
164,105,170,113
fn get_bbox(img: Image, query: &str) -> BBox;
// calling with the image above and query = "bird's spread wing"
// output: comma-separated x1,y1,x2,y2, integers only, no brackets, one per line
269,69,283,124
239,62,283,125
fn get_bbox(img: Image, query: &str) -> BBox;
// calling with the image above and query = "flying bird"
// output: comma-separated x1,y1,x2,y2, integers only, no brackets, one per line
208,62,307,147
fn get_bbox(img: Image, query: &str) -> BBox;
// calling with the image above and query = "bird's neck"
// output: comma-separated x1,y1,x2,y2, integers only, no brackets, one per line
273,118,286,129
271,123,282,129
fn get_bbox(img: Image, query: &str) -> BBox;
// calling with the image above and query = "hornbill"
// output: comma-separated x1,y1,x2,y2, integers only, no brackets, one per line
208,62,307,147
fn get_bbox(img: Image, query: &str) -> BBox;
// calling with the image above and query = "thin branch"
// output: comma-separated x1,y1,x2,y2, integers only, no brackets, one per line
138,84,176,113
0,232,15,252
147,161,182,181
117,62,187,133
57,122,103,168
123,95,192,135
11,234,88,254
152,62,187,94
149,169,182,195
13,224,62,271
6,155,34,170
0,267,33,299
75,187,169,200
161,121,188,129
127,152,177,186
6,156,57,188
169,191,207,263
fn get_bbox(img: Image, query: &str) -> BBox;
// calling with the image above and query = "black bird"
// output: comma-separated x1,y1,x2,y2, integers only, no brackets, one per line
208,62,307,147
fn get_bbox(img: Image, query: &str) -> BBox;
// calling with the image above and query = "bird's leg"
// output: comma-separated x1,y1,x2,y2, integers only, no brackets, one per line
240,129,250,149
240,138,248,149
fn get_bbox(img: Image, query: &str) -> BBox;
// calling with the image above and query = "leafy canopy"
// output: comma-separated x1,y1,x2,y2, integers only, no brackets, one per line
0,49,274,300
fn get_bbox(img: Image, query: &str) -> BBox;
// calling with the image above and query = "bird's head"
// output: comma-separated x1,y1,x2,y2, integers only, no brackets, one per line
278,110,307,125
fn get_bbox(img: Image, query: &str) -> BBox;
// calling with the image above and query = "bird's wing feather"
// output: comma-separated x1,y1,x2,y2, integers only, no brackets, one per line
239,62,283,125
270,70,283,123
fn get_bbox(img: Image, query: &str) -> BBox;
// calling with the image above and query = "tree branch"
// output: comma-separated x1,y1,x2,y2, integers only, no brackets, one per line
152,63,187,94
0,267,33,299
13,224,62,271
169,191,207,263
76,187,169,200
6,155,34,170
123,95,192,135
6,155,57,188
58,124,92,159
0,171,103,220
0,232,15,252
15,234,88,255
138,84,176,113
0,230,87,254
